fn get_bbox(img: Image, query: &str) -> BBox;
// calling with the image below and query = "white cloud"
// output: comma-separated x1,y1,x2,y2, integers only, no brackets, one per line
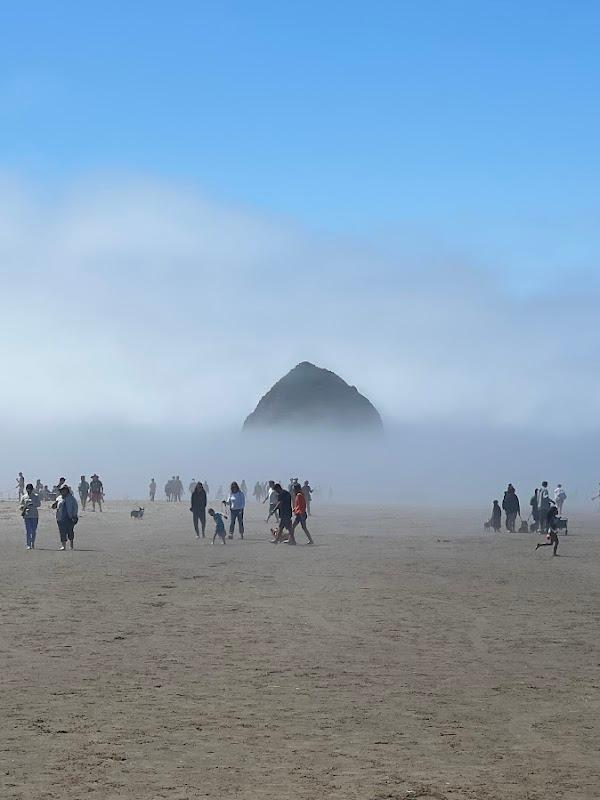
0,174,597,435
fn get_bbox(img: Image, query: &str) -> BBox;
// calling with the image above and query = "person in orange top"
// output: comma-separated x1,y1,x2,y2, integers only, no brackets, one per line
292,483,314,545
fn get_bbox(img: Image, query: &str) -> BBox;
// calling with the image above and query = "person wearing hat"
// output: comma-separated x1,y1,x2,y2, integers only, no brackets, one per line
89,474,104,512
51,484,79,550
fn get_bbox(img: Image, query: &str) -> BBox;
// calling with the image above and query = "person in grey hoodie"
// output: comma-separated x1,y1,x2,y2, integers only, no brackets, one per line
52,484,79,550
20,483,41,549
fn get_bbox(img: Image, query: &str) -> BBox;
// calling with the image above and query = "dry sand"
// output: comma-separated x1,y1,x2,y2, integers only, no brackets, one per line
1,499,599,800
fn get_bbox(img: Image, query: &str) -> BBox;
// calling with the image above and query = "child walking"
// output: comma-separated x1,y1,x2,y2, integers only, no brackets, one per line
491,500,501,532
208,507,227,545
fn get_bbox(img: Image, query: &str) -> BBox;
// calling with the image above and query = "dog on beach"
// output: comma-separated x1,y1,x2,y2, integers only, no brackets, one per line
130,507,145,519
483,520,492,530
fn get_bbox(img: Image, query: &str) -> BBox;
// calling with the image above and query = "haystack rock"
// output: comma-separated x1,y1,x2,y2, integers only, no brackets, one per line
243,362,383,432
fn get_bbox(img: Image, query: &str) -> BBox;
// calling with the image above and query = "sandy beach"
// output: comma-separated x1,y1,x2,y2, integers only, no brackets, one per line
1,499,599,800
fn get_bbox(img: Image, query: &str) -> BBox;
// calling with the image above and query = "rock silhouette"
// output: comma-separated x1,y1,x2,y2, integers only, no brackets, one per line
243,362,382,432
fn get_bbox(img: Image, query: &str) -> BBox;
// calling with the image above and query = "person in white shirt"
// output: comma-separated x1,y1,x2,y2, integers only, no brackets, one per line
538,481,551,533
20,483,41,549
263,480,279,522
554,484,567,515
227,482,245,539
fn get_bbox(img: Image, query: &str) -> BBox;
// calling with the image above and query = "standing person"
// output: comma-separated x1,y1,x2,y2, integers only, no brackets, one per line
538,481,551,533
292,483,314,544
502,484,520,532
175,476,184,502
204,480,210,498
149,478,156,501
240,479,247,497
20,483,41,549
529,489,539,532
189,478,197,494
264,480,279,521
208,507,227,545
89,474,104,512
535,504,560,556
272,483,293,544
302,480,313,516
16,472,25,500
227,482,245,539
253,481,262,503
490,500,502,532
35,479,43,495
190,481,207,538
78,475,89,511
51,484,79,550
554,484,567,515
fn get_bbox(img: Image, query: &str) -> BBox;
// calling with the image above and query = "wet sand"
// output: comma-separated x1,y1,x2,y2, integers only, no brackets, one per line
1,500,599,800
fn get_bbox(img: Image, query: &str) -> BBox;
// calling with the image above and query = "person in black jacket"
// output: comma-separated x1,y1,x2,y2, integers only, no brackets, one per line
502,484,520,532
190,482,207,538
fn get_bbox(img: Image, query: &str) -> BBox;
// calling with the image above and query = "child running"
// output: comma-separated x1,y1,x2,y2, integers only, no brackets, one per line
208,507,227,545
535,503,559,556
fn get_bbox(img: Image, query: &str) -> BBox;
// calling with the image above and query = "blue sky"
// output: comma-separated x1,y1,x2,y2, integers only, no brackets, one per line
1,1,600,440
2,1,599,240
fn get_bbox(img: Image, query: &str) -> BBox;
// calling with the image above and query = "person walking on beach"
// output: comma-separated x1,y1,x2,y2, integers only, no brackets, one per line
271,483,293,544
264,480,279,521
52,484,79,550
78,475,89,510
535,504,560,556
554,484,567,515
208,507,227,545
240,479,247,497
538,481,551,533
20,483,41,549
89,474,104,512
149,478,156,501
227,482,245,538
502,484,520,532
189,479,197,494
16,472,25,500
292,483,314,544
190,481,207,538
302,480,313,516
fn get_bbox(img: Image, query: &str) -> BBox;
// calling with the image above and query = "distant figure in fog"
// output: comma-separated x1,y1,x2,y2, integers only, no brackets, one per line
502,484,520,532
227,482,245,539
302,480,313,516
16,472,25,500
149,478,156,501
529,489,539,532
216,485,223,500
253,481,263,503
490,500,501,532
240,479,247,497
89,474,104,512
20,483,41,549
204,480,210,498
190,482,207,538
35,479,43,495
189,479,197,494
78,475,89,510
554,484,567,515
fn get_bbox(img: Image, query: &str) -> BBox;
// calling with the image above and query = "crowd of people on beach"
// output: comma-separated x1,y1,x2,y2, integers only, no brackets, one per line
487,480,567,555
14,470,316,550
17,473,104,551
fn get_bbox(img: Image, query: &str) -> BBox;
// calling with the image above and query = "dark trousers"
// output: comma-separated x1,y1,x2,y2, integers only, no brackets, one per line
58,520,75,543
229,509,244,536
193,509,206,537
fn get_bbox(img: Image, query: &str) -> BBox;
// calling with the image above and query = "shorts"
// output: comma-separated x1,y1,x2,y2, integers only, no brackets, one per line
279,514,292,530
294,513,307,524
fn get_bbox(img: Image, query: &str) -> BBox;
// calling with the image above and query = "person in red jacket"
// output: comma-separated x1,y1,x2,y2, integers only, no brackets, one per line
291,483,314,545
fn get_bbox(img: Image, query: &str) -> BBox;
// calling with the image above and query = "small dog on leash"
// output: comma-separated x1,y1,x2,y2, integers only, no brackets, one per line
130,507,145,519
483,520,492,530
